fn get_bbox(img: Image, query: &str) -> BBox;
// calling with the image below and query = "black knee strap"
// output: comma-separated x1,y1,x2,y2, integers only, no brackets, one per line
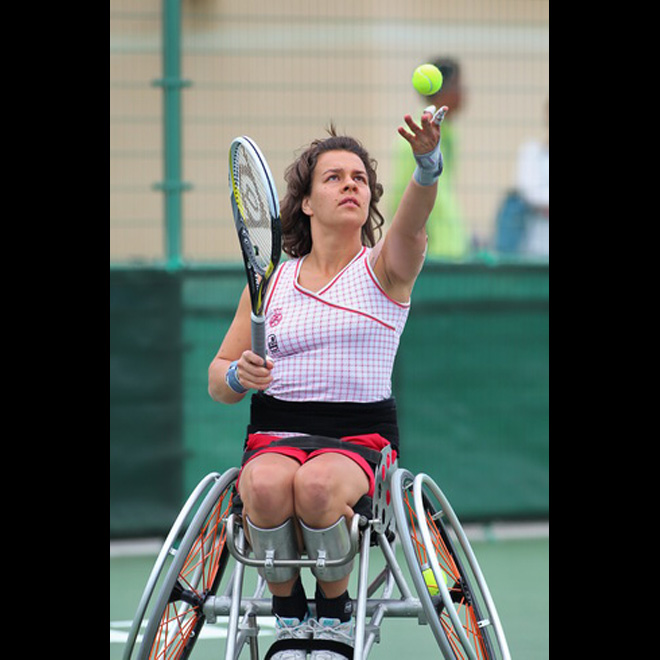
264,638,354,660
241,434,382,468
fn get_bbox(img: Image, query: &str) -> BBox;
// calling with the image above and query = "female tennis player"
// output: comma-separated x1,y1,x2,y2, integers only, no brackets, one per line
209,107,446,660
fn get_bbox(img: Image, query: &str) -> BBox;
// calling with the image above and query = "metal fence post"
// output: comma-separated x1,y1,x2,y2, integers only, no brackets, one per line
153,0,191,269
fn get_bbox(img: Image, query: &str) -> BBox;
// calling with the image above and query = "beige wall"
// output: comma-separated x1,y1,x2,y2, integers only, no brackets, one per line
110,0,549,263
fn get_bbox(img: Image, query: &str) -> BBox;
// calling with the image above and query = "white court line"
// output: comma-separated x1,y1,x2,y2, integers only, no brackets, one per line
110,521,549,558
110,538,163,558
462,520,549,542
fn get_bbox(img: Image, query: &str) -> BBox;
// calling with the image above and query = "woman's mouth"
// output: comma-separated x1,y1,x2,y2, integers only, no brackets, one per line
339,197,359,208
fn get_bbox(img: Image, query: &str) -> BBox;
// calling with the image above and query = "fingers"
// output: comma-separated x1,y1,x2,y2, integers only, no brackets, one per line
397,114,423,144
399,105,446,140
402,113,426,135
398,110,442,154
236,350,274,391
397,124,415,143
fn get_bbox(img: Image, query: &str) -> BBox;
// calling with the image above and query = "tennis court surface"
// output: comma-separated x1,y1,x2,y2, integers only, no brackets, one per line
110,523,548,659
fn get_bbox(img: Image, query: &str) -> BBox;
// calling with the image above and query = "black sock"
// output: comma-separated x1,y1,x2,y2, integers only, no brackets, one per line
315,584,352,623
271,577,308,621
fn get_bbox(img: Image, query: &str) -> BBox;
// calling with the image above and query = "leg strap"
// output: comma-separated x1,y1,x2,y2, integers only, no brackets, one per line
300,516,354,582
245,516,300,583
242,435,382,468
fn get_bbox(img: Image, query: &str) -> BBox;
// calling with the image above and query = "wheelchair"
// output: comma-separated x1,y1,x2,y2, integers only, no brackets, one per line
123,446,511,659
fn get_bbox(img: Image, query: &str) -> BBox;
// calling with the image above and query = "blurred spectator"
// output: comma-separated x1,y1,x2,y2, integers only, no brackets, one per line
391,57,468,259
495,100,549,256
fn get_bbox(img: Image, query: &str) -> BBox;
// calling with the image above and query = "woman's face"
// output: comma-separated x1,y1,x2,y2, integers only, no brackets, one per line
301,150,371,235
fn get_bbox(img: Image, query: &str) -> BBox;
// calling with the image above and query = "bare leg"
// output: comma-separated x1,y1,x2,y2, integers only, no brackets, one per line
293,453,369,598
238,453,302,597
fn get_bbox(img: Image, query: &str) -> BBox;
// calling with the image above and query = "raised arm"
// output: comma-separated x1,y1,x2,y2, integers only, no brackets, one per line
371,107,446,303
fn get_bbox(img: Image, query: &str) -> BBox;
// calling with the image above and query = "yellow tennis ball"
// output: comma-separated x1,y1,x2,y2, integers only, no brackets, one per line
412,64,443,96
422,566,448,595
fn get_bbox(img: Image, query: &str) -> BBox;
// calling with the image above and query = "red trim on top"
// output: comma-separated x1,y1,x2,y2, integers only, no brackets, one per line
263,261,286,315
294,284,396,331
289,247,401,330
317,246,367,295
364,257,411,308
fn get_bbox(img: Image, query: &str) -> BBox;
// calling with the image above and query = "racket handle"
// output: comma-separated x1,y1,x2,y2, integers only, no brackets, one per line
251,313,267,364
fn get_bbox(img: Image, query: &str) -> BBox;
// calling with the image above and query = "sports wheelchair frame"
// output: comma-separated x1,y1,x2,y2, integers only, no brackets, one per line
123,446,511,659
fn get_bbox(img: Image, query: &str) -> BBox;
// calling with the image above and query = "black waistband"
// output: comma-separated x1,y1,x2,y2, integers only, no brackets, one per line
247,392,400,451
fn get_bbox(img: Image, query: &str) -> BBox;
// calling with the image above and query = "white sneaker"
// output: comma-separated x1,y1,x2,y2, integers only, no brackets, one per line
310,617,355,659
270,615,312,660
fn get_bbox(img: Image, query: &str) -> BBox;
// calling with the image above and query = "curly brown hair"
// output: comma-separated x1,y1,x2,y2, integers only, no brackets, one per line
280,127,385,258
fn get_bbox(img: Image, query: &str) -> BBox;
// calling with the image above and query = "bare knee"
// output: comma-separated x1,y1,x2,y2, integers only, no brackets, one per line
239,457,297,526
294,464,332,512
293,461,351,527
294,454,371,528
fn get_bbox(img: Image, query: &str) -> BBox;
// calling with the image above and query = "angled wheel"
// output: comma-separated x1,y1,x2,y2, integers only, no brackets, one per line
123,472,224,660
391,469,511,659
128,468,239,660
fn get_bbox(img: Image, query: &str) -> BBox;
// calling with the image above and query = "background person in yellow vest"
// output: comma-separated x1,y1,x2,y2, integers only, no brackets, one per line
391,57,467,259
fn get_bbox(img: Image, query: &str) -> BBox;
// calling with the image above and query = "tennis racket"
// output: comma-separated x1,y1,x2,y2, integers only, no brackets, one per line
228,136,282,363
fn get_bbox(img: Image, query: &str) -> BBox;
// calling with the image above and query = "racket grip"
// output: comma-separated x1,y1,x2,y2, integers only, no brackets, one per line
251,313,267,364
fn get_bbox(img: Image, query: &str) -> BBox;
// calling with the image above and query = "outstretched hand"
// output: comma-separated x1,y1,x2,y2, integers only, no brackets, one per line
398,106,447,155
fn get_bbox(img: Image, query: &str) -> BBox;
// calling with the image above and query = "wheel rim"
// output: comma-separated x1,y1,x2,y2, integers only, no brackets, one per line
146,479,235,659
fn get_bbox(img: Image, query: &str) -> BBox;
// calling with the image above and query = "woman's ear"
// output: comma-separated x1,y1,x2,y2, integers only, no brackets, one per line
301,196,312,217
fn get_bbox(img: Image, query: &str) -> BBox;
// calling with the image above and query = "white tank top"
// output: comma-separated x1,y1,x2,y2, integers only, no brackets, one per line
262,246,410,403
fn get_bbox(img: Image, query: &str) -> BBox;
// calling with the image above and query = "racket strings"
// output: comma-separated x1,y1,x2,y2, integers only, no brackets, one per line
234,148,274,272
